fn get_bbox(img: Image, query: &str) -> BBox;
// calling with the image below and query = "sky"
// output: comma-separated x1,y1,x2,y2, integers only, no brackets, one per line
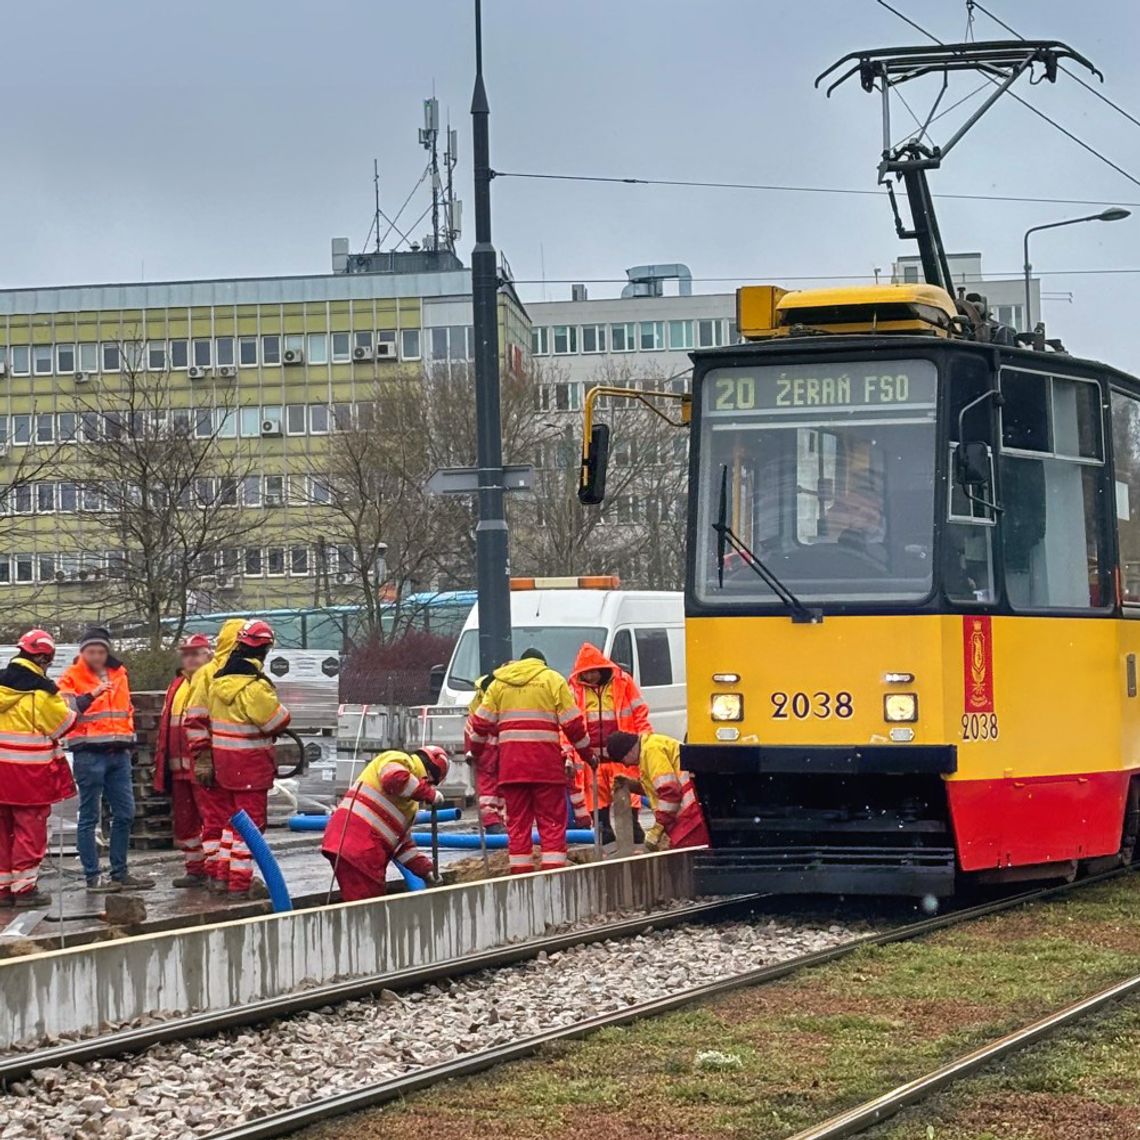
2,1,1139,369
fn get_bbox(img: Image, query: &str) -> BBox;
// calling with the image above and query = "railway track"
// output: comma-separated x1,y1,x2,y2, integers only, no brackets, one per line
1,868,1131,1139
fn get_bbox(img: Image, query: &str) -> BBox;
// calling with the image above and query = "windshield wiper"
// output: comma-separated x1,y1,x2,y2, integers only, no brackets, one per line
714,465,822,624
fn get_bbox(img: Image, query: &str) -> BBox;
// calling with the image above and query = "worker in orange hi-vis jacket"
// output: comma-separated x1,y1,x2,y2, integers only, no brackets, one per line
467,649,596,874
567,643,652,845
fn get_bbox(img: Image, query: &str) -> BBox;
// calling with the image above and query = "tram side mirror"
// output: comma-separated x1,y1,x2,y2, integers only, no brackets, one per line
954,441,991,488
578,423,611,506
427,663,446,704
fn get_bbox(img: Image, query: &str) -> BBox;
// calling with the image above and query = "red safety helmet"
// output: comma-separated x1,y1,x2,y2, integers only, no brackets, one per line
178,633,212,652
17,629,56,658
236,619,275,649
416,745,451,785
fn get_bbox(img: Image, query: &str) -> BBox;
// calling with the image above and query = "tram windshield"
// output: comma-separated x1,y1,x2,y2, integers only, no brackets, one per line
695,358,938,605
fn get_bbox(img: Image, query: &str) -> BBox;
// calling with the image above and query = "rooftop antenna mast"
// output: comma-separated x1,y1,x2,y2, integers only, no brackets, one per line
420,93,442,251
373,159,382,254
443,115,462,253
817,39,1102,318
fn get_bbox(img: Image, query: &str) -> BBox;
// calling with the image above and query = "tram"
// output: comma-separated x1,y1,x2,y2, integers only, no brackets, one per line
579,39,1140,896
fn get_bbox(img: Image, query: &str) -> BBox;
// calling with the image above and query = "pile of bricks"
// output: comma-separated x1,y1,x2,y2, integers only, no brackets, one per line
129,691,173,850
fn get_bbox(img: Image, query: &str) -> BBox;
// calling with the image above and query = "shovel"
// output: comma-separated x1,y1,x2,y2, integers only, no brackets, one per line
430,802,440,880
592,763,603,861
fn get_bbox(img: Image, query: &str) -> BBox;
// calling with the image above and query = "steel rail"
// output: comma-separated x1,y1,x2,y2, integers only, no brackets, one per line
0,894,759,1082
201,868,1133,1140
787,969,1140,1139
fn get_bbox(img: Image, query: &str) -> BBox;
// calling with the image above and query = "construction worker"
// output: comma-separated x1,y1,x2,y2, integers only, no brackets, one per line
567,644,652,845
603,731,710,851
467,649,595,874
321,744,450,901
194,619,290,899
464,674,505,834
0,631,79,907
59,626,152,892
153,634,213,888
183,617,245,888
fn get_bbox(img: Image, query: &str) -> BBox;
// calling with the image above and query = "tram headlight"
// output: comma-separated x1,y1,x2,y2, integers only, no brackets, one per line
711,693,744,722
883,693,918,723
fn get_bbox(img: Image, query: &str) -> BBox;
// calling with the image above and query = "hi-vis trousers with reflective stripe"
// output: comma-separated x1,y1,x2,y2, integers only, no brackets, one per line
502,783,569,874
208,788,266,893
172,780,208,878
0,803,51,897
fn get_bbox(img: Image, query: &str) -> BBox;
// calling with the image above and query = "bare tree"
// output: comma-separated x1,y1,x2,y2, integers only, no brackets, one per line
66,345,262,648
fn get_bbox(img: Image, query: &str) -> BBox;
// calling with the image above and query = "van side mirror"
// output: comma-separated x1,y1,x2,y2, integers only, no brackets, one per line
954,441,991,488
427,663,445,704
578,423,611,506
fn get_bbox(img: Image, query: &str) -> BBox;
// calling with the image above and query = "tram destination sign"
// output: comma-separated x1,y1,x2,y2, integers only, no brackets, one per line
704,359,936,415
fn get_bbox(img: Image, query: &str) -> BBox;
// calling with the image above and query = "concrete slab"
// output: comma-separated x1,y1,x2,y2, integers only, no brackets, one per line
0,849,696,1049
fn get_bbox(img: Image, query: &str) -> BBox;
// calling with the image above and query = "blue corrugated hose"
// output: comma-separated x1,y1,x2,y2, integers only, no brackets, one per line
287,808,461,831
231,808,293,912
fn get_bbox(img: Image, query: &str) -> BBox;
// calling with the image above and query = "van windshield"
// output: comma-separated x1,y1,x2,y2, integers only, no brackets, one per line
447,626,607,690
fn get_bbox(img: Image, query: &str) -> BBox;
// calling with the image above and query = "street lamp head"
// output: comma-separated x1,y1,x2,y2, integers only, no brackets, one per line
1097,207,1131,222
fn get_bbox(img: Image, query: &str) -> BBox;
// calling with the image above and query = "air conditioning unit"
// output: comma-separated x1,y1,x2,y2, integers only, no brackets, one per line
74,371,93,384
188,366,209,380
217,365,237,379
215,575,238,591
0,444,8,460
282,348,305,365
0,362,9,377
335,571,350,585
260,417,282,437
352,345,374,362
265,492,284,508
376,341,398,360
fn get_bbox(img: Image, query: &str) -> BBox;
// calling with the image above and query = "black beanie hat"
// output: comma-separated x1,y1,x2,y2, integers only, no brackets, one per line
520,647,546,663
605,731,639,763
79,625,113,651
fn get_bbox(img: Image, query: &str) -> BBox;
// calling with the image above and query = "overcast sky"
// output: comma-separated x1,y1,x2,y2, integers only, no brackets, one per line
2,1,1139,369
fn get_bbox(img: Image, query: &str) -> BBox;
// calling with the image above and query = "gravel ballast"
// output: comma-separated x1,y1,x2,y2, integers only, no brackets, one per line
0,917,867,1139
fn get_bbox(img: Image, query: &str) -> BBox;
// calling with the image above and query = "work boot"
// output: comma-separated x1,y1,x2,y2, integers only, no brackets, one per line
228,881,269,902
207,877,228,894
172,874,208,889
112,872,155,891
485,823,507,836
0,894,12,908
12,888,51,908
87,875,122,893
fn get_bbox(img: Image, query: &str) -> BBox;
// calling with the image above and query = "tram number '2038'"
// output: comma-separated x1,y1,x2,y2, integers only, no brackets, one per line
961,713,1000,741
771,691,854,720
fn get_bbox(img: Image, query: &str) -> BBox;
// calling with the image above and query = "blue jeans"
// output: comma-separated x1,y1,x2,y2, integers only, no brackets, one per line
73,748,135,880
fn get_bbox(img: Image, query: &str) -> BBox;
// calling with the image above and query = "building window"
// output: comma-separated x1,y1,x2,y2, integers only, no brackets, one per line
378,329,397,356
581,325,606,354
639,321,664,351
14,554,33,583
290,546,310,576
726,320,739,344
309,404,329,434
668,320,693,350
11,415,30,445
331,332,351,362
239,337,258,367
531,327,549,355
57,412,77,442
307,333,328,365
332,403,353,432
13,485,32,514
36,483,55,513
194,477,216,507
902,264,920,283
59,482,78,512
286,404,307,435
697,319,721,348
35,414,54,444
400,328,421,360
147,341,168,371
244,547,263,576
216,409,237,439
217,477,238,507
309,475,332,504
9,346,28,375
194,408,214,439
170,339,189,369
430,327,448,361
37,555,55,582
262,335,281,365
0,555,10,584
193,339,212,368
552,325,578,355
240,406,262,438
354,331,374,352
215,337,235,367
242,474,262,507
78,343,98,372
56,344,75,373
266,547,286,576
265,474,285,505
101,343,120,372
610,323,636,353
284,333,304,355
33,345,53,375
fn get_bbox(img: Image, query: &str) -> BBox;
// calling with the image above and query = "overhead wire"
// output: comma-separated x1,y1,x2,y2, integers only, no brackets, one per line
508,267,1140,285
873,0,1140,189
492,170,1140,211
971,0,1140,132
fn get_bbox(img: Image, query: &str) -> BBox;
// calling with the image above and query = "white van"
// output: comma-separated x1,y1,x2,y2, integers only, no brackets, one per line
437,579,687,738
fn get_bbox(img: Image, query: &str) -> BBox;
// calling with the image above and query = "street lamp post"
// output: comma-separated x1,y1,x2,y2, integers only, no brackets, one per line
1022,207,1130,332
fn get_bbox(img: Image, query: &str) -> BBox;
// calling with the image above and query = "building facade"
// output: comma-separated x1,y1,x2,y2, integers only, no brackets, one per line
0,247,528,631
